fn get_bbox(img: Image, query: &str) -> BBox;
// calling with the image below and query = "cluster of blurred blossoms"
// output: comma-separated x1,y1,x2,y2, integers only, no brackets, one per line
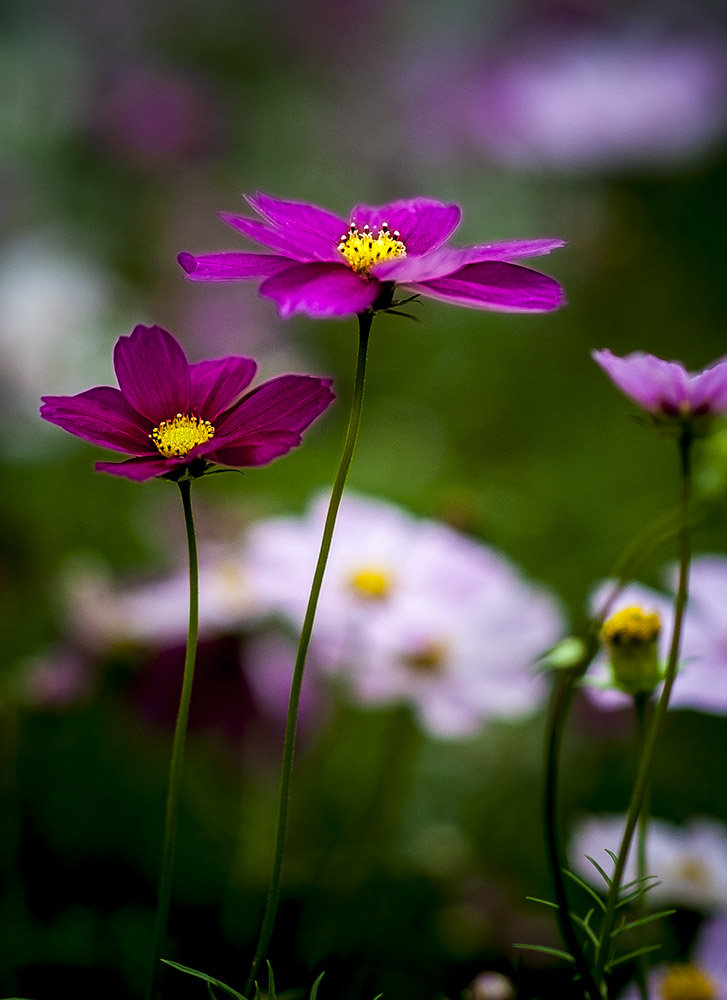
570,815,727,999
29,493,563,741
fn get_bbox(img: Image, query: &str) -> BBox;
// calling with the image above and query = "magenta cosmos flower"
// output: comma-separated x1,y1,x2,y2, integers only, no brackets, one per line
40,324,334,482
178,191,565,318
593,348,727,430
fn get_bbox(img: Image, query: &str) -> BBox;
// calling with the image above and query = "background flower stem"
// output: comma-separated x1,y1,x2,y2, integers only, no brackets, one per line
633,691,652,1000
594,432,693,988
243,310,373,997
146,476,200,1000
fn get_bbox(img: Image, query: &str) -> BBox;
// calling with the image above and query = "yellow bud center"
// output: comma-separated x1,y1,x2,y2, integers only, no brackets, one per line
403,640,448,673
349,567,392,600
151,413,215,458
602,606,661,645
661,964,717,1000
337,221,407,276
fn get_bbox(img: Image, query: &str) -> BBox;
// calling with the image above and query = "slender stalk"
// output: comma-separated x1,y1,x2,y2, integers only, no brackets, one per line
594,433,693,987
633,692,651,1000
147,477,200,1000
543,669,603,1000
244,311,373,997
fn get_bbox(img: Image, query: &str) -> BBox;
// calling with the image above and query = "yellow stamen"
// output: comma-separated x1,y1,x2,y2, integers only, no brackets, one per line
151,413,215,458
349,567,391,599
660,963,717,1000
601,606,661,645
337,220,407,276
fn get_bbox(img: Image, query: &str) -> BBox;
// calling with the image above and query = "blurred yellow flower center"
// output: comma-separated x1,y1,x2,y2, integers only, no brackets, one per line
338,221,407,275
151,413,215,458
601,606,661,645
661,963,717,1000
349,567,391,599
403,640,448,673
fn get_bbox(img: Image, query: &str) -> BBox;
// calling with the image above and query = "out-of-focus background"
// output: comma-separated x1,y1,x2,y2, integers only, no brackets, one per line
2,0,727,997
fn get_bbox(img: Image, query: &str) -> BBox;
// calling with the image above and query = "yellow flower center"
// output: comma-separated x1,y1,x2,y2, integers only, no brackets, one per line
349,567,392,599
403,640,448,673
601,606,661,645
337,221,407,276
150,413,215,458
661,963,717,1000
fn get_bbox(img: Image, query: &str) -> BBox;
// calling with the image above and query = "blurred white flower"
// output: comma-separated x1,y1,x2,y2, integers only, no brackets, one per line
0,231,136,454
570,814,727,911
64,547,258,652
620,912,727,1000
245,492,565,738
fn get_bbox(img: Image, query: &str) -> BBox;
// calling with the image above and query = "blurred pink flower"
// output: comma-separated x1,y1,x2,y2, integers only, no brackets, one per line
570,813,727,911
245,492,565,738
459,32,727,173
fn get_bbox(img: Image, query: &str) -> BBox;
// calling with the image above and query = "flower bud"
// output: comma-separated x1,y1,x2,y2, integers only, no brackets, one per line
600,605,663,695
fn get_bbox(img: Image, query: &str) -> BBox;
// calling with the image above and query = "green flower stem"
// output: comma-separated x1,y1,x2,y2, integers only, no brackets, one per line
243,311,373,997
594,432,693,989
544,667,603,1000
633,692,651,1000
147,476,200,1000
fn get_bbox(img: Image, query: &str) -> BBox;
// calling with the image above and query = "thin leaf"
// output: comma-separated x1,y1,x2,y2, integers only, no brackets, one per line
611,909,676,936
617,882,661,909
525,895,559,910
513,943,576,963
585,855,613,887
571,912,600,948
604,849,618,866
607,943,663,969
161,960,247,1000
267,962,277,1000
562,869,607,911
208,985,221,1000
309,972,325,1000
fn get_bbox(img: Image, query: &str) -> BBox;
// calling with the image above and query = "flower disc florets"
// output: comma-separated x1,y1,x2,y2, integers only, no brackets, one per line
660,964,717,1000
337,221,407,276
151,413,215,457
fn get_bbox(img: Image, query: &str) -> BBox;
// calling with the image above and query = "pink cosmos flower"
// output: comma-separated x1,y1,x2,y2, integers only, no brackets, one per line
592,349,727,428
40,324,334,482
178,191,565,318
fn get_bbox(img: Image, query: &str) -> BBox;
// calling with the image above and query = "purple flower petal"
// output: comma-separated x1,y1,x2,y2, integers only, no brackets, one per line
592,350,689,412
350,198,461,255
218,374,335,438
245,192,347,250
259,262,381,317
95,455,184,482
690,358,727,412
40,386,151,453
415,261,566,312
220,213,342,263
178,251,292,281
206,432,303,468
113,325,191,423
189,356,258,420
376,238,567,283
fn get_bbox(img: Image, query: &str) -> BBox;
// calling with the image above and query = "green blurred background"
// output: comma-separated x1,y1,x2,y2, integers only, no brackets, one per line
2,0,727,997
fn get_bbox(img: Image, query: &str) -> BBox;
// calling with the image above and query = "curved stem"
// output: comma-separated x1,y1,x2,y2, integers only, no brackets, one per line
594,433,693,987
147,477,200,1000
544,669,603,1000
244,312,373,997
